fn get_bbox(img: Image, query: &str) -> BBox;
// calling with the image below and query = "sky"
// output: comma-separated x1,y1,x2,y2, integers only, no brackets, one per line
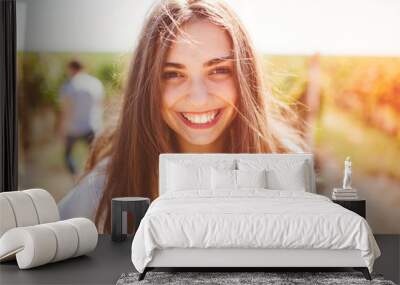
16,0,400,55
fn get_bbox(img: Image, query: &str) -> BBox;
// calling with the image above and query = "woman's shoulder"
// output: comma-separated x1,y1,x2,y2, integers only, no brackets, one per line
58,157,110,221
83,157,110,196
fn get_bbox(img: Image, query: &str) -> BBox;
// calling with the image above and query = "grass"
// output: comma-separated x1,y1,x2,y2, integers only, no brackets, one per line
316,104,400,180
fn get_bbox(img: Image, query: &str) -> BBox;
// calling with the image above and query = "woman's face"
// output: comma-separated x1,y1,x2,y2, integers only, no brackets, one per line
161,19,238,150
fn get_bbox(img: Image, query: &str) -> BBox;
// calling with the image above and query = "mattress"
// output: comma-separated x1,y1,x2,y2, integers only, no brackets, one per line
131,189,380,273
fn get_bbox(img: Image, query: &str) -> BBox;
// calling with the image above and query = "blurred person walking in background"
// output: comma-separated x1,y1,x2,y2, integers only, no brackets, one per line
59,59,104,179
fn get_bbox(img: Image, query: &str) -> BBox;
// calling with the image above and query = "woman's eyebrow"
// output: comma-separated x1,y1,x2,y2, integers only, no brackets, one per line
163,55,234,69
204,55,234,67
164,62,185,69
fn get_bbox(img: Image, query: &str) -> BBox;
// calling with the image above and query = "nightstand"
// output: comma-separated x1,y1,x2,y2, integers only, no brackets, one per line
111,197,150,242
332,199,366,218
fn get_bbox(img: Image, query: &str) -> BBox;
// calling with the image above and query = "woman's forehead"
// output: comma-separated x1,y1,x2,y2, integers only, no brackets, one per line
165,19,233,64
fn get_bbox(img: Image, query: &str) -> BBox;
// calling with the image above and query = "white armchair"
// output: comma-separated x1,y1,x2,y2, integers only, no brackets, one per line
0,189,98,269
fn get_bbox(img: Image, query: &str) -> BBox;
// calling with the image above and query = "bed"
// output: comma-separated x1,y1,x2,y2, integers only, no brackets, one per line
131,153,380,280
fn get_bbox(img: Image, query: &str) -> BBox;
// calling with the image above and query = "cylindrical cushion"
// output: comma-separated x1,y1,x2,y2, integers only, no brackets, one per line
0,191,39,228
0,196,17,237
0,226,57,269
0,189,59,239
64,218,98,257
24,189,59,223
0,218,98,269
42,221,79,262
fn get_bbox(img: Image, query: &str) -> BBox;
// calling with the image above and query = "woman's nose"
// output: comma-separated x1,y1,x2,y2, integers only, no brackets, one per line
187,78,209,106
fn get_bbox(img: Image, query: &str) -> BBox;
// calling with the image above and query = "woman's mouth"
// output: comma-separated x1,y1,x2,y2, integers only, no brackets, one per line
179,109,223,129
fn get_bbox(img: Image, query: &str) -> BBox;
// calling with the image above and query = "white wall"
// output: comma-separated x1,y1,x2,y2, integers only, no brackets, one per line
16,0,154,52
17,0,400,55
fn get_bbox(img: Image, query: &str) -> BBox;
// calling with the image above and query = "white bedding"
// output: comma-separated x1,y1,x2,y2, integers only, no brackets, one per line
131,189,380,273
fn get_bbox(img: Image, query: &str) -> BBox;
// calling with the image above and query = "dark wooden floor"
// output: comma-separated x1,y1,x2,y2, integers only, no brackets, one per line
0,235,398,284
374,235,400,284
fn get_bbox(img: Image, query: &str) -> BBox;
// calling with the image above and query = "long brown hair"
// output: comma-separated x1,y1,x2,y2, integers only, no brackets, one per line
89,0,306,233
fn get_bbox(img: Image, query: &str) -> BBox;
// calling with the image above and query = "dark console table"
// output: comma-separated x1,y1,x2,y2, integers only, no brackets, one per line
0,235,399,284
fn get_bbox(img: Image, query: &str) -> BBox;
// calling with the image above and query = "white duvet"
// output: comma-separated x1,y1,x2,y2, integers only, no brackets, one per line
131,189,380,273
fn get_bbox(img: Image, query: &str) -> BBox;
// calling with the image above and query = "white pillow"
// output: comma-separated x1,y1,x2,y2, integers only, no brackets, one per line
166,158,236,170
237,159,309,191
211,168,236,190
236,169,268,188
211,168,268,190
167,162,211,191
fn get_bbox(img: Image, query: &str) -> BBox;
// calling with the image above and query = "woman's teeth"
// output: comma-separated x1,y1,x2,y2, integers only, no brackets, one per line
181,110,219,124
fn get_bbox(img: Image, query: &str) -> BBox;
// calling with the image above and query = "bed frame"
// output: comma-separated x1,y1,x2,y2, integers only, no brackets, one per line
138,154,372,281
140,248,370,280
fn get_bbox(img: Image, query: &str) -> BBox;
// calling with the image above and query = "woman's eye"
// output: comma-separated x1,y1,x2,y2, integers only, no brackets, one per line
162,71,184,80
209,67,232,76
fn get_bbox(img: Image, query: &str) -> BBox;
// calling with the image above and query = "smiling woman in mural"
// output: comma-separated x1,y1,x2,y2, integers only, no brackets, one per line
161,19,239,153
58,0,306,233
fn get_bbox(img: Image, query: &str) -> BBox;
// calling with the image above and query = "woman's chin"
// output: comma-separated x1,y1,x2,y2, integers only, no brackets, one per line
177,130,225,151
182,134,220,147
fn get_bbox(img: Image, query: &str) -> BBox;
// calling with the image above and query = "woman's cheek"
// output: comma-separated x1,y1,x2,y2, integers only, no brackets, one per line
209,78,238,105
162,87,183,108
